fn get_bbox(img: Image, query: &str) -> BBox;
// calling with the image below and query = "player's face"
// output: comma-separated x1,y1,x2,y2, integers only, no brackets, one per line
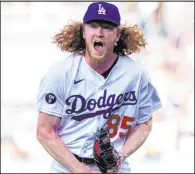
83,21,121,62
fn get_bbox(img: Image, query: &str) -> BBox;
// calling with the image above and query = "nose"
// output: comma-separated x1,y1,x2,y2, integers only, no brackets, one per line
95,27,103,37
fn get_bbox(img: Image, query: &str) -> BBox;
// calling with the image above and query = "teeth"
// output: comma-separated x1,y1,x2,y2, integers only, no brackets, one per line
94,40,103,42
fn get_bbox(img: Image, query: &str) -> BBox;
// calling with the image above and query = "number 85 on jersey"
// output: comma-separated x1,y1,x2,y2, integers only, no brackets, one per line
106,115,135,139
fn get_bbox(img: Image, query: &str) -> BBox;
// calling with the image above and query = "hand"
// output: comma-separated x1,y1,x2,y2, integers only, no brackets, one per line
80,166,101,173
119,151,128,163
91,169,101,173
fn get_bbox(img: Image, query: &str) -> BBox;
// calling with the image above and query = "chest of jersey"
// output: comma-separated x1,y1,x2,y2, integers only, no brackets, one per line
59,58,140,141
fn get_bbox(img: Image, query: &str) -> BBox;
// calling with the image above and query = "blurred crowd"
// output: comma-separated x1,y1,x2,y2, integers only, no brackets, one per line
1,2,194,173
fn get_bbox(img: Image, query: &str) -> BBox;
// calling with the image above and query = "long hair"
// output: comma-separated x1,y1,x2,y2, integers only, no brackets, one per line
53,21,147,56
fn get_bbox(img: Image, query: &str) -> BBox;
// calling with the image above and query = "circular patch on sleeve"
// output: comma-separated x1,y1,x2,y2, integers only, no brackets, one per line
45,93,56,104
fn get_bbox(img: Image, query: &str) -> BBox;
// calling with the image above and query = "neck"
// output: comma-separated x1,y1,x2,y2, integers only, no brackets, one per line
84,52,118,74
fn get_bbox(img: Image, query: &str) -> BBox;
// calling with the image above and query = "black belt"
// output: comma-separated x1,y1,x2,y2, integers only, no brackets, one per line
74,154,96,165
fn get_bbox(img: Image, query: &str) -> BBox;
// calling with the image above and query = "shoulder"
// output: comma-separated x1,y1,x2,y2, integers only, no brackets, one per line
119,55,147,76
42,53,82,83
47,53,82,77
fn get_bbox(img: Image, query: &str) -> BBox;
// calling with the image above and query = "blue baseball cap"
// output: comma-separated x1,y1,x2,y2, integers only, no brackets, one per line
83,2,121,26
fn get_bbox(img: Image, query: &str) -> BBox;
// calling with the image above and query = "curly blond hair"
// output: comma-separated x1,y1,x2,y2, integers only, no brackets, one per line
53,22,147,56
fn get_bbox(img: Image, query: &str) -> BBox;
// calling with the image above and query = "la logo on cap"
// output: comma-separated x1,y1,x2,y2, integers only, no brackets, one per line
98,4,106,15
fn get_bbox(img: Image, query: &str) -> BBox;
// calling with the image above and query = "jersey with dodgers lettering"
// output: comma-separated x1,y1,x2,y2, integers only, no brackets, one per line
36,54,162,173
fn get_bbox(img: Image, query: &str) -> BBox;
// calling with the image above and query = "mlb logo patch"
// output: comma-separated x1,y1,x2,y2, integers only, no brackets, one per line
45,93,56,104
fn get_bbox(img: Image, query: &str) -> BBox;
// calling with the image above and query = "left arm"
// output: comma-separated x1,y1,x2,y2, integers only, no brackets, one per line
119,117,153,161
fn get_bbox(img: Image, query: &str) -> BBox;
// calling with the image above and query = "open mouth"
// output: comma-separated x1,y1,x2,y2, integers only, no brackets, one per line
93,41,104,52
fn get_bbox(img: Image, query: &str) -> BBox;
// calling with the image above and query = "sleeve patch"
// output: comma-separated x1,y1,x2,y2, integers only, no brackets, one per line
45,93,56,104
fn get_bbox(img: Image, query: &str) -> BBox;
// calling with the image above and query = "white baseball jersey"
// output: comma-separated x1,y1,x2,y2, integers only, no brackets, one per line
36,54,162,173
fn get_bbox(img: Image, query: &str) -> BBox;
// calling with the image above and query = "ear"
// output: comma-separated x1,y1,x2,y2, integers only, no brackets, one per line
82,24,86,39
115,27,121,42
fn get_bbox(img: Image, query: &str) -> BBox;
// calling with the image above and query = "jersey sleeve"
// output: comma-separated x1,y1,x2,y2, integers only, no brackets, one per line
36,63,66,117
136,70,162,124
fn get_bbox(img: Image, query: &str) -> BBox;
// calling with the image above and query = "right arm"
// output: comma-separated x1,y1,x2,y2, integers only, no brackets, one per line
35,62,99,173
36,112,97,173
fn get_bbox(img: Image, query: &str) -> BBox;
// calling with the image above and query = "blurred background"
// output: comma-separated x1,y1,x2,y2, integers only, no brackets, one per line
1,2,194,173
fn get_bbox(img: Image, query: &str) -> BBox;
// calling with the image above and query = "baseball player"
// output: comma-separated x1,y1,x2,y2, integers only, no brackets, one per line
36,2,162,173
